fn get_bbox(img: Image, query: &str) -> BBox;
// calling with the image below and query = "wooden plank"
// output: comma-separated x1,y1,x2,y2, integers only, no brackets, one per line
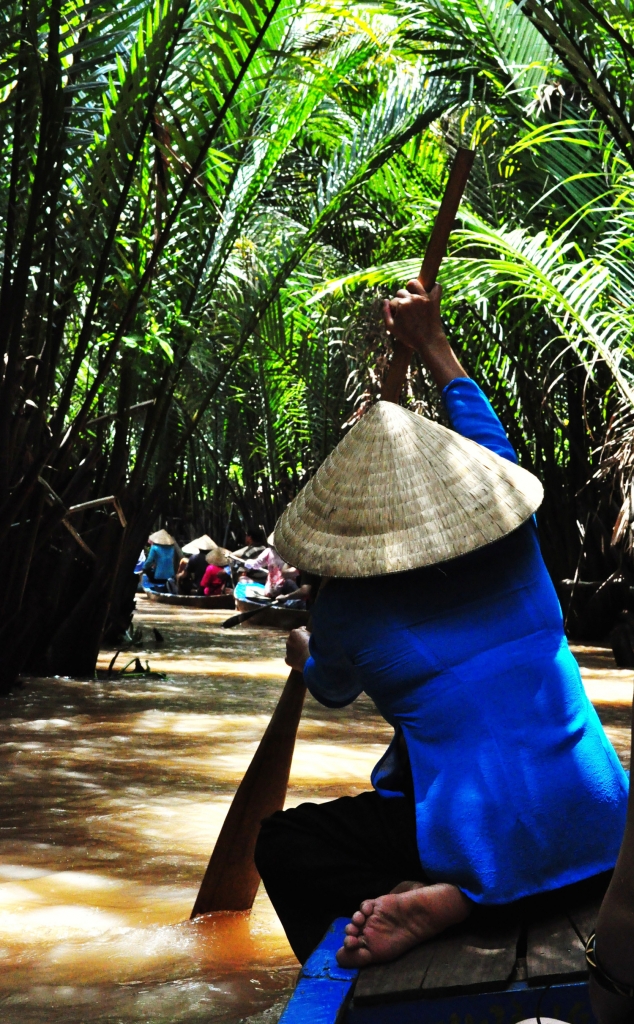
355,916,519,1004
353,942,437,1004
526,911,587,985
353,889,599,1006
420,921,520,994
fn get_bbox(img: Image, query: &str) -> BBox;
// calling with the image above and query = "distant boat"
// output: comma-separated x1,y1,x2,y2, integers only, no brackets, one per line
233,596,309,629
142,586,234,609
233,578,308,628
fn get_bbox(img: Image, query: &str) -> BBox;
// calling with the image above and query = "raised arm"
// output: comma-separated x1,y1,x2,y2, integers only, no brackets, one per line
383,279,467,389
244,548,270,572
383,279,517,464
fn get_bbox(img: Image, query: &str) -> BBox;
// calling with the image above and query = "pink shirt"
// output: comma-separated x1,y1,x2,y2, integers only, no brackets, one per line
245,547,286,595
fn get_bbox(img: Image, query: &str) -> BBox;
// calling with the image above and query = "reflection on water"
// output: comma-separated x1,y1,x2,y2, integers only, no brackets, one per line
0,607,628,1023
0,602,393,1023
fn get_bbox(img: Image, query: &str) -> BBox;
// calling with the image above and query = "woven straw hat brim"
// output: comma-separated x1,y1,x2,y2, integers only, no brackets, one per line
182,534,216,554
273,401,543,578
205,547,232,567
149,529,174,546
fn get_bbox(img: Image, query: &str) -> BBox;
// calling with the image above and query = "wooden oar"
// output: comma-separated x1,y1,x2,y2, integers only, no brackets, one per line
191,666,306,915
190,146,475,920
381,147,475,403
222,597,291,629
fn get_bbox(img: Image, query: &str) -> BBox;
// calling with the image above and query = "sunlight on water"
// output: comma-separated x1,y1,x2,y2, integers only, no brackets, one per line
0,605,627,1024
0,601,393,1024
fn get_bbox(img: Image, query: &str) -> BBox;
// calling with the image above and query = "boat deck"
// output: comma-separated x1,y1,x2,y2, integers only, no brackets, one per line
280,885,602,1024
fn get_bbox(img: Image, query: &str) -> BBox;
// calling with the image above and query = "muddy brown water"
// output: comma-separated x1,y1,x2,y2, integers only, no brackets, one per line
0,602,630,1024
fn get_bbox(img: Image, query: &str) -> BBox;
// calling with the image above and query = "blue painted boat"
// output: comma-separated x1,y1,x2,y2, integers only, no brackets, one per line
279,915,597,1024
233,578,309,628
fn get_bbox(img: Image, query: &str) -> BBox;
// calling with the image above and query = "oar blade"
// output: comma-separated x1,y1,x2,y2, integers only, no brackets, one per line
222,610,252,628
191,669,306,916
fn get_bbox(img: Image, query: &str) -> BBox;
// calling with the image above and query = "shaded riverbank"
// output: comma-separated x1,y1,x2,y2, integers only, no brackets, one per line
0,600,630,1022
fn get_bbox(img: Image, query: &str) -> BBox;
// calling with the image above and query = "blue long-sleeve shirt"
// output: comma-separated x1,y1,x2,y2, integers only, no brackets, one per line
305,378,628,905
143,543,175,581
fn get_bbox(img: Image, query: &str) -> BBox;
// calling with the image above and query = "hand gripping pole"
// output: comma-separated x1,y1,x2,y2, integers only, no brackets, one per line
380,148,475,405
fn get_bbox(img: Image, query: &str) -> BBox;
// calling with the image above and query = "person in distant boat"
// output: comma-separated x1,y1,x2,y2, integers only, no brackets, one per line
175,558,193,595
143,530,177,588
133,549,146,591
186,539,214,592
244,534,299,599
254,280,629,971
232,526,267,561
199,547,232,596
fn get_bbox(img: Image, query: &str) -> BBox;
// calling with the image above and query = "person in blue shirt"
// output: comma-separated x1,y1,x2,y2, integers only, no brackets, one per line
143,529,176,586
254,279,629,971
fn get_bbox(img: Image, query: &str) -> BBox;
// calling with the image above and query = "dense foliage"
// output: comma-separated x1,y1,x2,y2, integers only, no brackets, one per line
1,0,633,685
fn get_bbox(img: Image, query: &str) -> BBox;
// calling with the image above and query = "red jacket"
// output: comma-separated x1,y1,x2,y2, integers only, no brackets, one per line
200,564,226,595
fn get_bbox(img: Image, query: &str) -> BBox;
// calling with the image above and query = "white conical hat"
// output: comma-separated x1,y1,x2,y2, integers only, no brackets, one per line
148,529,174,546
182,534,216,554
273,401,543,577
205,546,232,567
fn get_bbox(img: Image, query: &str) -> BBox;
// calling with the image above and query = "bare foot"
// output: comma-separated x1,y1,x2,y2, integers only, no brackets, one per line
389,880,426,894
336,882,471,968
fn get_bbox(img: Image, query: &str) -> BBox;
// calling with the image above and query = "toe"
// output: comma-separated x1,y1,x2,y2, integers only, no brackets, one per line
336,945,356,966
351,910,366,927
343,934,360,950
354,946,373,965
360,899,375,916
345,922,360,936
336,944,374,968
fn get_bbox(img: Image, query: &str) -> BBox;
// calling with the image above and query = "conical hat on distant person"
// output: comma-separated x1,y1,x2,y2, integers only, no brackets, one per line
182,534,216,555
148,529,174,546
273,400,543,578
205,547,232,567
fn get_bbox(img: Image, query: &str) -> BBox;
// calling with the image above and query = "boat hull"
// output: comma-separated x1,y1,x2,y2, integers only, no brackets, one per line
142,589,235,609
235,599,309,629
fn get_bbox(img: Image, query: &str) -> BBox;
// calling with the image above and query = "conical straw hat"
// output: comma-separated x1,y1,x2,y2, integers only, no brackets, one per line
205,546,232,567
273,401,543,578
148,529,174,546
182,534,216,554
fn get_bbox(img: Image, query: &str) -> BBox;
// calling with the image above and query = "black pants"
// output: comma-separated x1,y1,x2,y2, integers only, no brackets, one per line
254,791,426,963
254,791,613,965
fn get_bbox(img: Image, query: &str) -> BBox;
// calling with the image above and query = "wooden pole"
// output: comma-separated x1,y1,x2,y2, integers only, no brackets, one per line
190,147,475,920
381,147,475,404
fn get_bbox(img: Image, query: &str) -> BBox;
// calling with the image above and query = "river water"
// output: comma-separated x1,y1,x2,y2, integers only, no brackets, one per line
0,602,393,1024
0,601,630,1024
